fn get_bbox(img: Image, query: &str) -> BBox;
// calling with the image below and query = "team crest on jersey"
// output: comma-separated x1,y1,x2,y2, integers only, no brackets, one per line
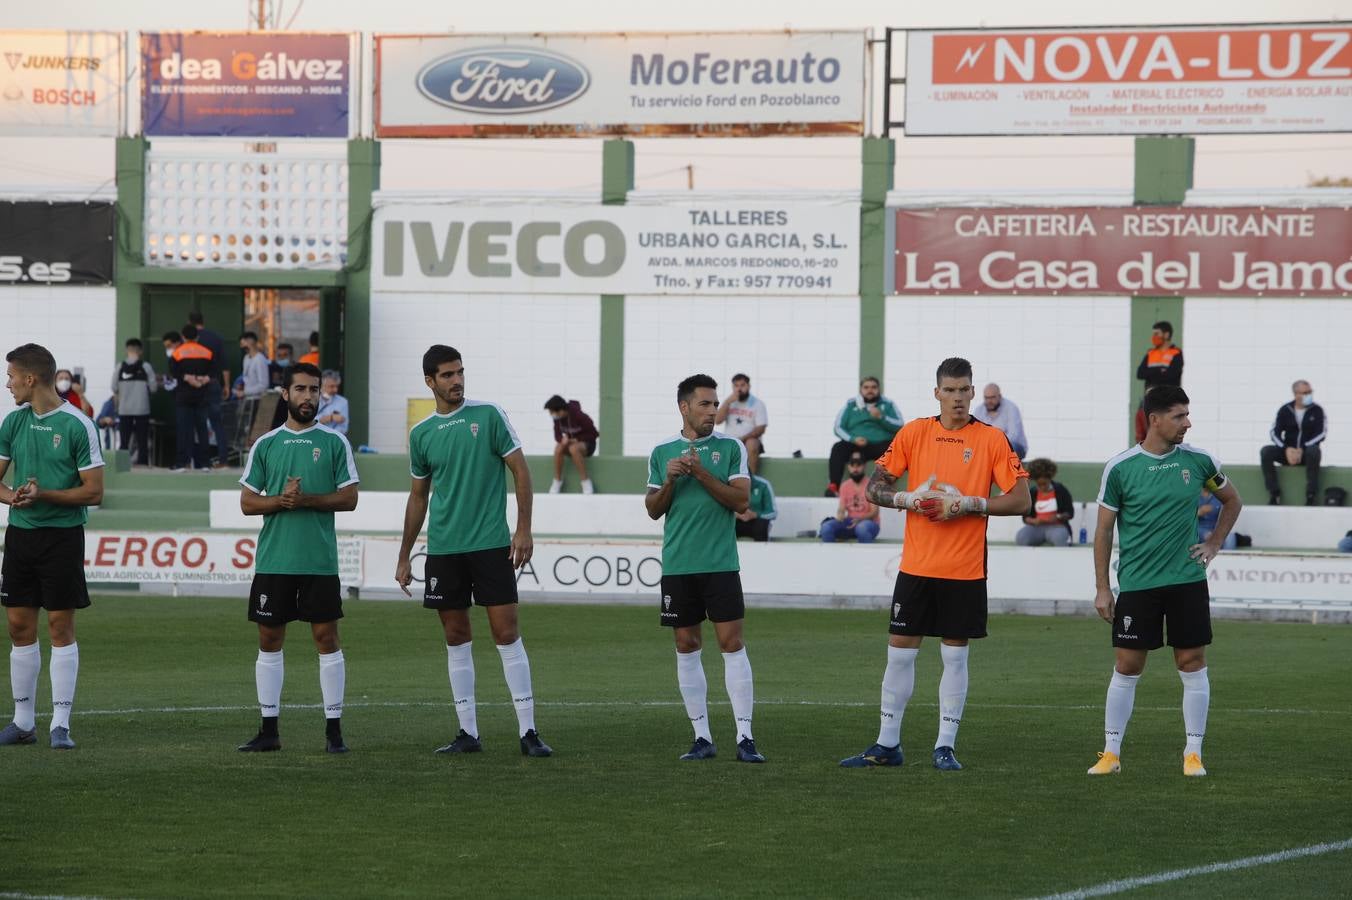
892,602,901,618
1123,615,1132,631
663,594,672,611
313,447,322,463
259,594,268,609
430,577,438,592
52,433,61,449
962,447,972,464
1182,469,1191,484
470,423,480,438
711,451,721,464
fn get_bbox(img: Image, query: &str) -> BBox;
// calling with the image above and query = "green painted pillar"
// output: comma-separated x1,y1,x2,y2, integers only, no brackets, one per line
859,137,894,383
1129,137,1194,443
346,138,380,449
113,136,148,363
598,140,634,458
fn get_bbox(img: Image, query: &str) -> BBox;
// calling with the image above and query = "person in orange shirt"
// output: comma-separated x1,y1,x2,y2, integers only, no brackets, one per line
298,331,320,368
840,357,1029,772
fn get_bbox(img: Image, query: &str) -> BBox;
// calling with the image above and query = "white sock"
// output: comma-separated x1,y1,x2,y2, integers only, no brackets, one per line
49,643,79,731
581,479,595,495
722,647,754,741
446,642,478,737
1104,669,1140,755
1179,667,1210,756
935,643,969,749
878,646,918,747
496,638,536,737
318,650,345,720
256,649,284,720
10,642,41,732
549,479,563,493
676,649,712,742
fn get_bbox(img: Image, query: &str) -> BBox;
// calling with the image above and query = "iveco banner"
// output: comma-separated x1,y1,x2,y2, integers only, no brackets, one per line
375,31,865,137
892,207,1352,297
141,32,354,137
373,199,858,295
0,201,114,285
0,31,123,136
904,24,1352,135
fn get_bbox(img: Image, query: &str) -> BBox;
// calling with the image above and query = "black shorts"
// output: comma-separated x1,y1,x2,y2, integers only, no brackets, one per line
0,525,90,611
1114,580,1212,650
888,572,987,639
424,547,519,610
249,573,343,625
660,571,744,628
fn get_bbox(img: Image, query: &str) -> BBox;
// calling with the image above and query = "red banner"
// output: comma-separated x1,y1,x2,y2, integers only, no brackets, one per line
893,206,1352,297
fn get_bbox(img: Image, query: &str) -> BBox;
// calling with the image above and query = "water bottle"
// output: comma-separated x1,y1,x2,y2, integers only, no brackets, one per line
1078,502,1088,544
1078,526,1088,545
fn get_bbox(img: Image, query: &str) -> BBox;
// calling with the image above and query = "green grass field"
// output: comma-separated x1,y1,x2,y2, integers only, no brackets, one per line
1,596,1349,899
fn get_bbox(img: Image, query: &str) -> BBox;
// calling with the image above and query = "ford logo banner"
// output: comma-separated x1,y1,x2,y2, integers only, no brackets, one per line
416,47,590,114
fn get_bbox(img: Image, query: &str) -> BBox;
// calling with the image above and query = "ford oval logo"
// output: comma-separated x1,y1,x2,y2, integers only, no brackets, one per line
416,47,591,114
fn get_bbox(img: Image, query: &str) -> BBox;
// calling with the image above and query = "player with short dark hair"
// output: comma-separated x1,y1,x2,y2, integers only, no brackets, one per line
840,357,1029,771
1088,385,1241,778
646,374,764,763
0,343,104,750
396,345,552,758
236,362,360,754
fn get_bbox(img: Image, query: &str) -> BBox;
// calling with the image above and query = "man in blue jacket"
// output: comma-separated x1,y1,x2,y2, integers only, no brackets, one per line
1260,380,1326,506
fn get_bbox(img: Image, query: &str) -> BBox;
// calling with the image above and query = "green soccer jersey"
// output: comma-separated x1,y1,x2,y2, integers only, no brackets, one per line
240,423,359,575
647,432,749,576
748,474,777,521
409,400,522,555
1098,442,1225,592
0,402,103,529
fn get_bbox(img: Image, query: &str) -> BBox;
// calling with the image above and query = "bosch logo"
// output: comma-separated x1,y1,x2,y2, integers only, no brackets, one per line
417,47,590,114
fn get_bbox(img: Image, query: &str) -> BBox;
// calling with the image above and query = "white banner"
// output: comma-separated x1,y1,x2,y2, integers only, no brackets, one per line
0,31,123,136
78,531,363,588
904,24,1352,135
373,199,859,295
375,31,865,136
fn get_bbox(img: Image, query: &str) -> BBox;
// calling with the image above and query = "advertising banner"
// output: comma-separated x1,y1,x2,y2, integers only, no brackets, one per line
904,24,1352,135
80,532,363,587
0,30,123,136
375,31,865,137
0,201,114,285
141,32,354,137
374,200,858,295
892,206,1352,297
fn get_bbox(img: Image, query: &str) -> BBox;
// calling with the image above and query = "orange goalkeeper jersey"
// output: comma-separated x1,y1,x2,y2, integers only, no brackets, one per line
876,416,1028,581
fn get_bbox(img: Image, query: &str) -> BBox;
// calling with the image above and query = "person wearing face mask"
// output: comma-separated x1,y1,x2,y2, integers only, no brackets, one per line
1260,380,1326,506
54,369,94,418
1135,321,1183,443
110,338,158,466
543,394,598,494
715,373,768,474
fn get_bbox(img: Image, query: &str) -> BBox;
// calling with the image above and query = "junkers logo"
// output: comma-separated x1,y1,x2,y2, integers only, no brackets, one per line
417,47,591,115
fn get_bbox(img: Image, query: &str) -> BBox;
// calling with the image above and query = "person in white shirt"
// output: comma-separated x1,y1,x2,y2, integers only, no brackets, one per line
976,383,1028,459
714,373,768,473
238,332,272,399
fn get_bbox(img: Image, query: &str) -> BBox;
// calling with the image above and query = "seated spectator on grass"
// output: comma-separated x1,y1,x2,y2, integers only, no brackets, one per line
735,473,778,542
1015,458,1073,547
819,452,880,543
545,394,599,494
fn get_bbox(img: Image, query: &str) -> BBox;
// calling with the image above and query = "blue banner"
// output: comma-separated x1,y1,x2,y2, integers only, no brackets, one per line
142,32,352,137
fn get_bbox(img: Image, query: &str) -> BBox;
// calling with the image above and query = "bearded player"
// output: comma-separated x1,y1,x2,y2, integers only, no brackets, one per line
840,357,1029,771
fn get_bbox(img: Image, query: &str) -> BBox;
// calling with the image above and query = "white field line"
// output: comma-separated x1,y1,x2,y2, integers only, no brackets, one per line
29,700,1351,717
0,893,115,900
1033,836,1352,899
